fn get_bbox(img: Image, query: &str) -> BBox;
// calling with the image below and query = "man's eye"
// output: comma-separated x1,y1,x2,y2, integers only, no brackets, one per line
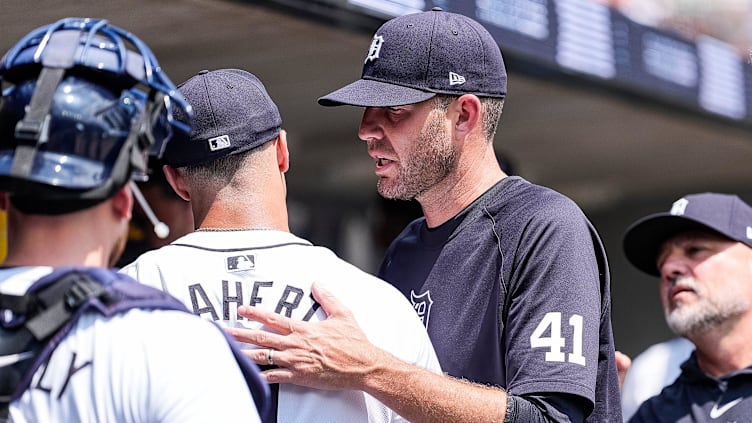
686,246,705,255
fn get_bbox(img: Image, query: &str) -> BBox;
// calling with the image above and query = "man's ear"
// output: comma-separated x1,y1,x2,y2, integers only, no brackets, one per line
163,165,191,201
453,94,482,138
112,184,133,220
276,129,290,173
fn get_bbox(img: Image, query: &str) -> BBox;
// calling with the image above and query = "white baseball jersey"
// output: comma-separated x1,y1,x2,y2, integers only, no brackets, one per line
120,229,442,423
0,266,262,423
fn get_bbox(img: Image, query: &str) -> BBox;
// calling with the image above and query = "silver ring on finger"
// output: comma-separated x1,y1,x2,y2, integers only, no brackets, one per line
267,349,274,366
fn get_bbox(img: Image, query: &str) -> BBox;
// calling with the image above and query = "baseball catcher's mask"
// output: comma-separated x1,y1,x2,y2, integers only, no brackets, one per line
0,17,192,213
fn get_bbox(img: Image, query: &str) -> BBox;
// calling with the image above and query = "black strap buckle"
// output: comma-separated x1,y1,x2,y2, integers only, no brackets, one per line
14,115,51,143
25,272,111,340
63,277,107,310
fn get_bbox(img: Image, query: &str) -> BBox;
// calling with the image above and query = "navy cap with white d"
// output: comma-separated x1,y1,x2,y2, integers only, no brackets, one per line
318,7,507,107
623,193,752,276
163,69,282,168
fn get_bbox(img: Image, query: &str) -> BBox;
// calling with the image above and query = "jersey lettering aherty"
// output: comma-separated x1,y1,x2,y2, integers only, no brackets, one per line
0,266,261,423
379,176,622,421
120,230,442,423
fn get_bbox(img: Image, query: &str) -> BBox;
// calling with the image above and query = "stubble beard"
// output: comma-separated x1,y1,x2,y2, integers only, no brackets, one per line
376,111,457,201
665,278,749,338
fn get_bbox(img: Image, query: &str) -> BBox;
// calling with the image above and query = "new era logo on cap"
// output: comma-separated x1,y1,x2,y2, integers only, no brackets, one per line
449,72,466,86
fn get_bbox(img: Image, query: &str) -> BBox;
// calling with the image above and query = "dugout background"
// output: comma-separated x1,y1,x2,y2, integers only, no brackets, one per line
2,0,752,358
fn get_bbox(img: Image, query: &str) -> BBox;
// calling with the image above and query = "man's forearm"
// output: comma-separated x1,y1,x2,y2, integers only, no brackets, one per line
363,350,507,423
230,293,574,422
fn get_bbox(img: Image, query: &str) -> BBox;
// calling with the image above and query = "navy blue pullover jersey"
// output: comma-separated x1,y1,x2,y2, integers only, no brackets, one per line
630,353,752,423
379,177,622,422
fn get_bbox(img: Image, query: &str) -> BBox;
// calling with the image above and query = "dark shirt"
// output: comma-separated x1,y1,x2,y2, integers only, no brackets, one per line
630,352,752,423
379,177,622,422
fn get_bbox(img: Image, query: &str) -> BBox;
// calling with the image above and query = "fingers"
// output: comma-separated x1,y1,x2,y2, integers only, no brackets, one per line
266,348,275,366
614,350,632,390
263,368,296,384
242,349,334,388
260,368,296,384
236,283,354,329
237,305,296,335
226,325,287,349
239,347,278,367
242,355,295,384
239,348,308,385
311,281,354,319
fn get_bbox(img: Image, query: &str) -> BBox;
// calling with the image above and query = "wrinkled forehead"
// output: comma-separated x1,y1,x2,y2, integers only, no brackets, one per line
667,229,731,244
658,229,736,258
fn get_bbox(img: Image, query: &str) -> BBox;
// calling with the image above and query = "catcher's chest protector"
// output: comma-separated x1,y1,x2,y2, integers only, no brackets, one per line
0,267,269,421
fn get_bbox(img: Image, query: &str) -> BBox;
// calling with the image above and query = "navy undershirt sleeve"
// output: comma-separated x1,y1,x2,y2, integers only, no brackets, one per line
505,393,586,423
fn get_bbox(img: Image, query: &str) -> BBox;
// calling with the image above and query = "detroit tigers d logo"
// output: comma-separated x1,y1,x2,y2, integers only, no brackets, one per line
410,289,433,328
365,35,384,64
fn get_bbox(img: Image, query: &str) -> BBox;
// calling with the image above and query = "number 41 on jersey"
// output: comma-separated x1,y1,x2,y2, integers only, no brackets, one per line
530,312,586,366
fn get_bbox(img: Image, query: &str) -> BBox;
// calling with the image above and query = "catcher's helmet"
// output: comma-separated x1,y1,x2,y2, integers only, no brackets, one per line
0,17,192,214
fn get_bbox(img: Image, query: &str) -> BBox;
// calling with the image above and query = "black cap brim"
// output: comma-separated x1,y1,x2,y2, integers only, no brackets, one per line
622,214,719,277
318,78,437,107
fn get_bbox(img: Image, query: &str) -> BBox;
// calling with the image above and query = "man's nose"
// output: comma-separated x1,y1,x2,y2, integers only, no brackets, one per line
659,249,689,282
358,107,383,142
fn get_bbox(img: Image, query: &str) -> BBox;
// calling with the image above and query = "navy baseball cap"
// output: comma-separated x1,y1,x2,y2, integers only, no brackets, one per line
163,69,281,167
318,7,507,107
623,193,752,276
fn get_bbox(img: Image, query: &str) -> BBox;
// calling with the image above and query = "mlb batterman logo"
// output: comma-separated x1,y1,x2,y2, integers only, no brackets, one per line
410,289,433,328
365,35,384,64
226,254,255,272
209,135,231,151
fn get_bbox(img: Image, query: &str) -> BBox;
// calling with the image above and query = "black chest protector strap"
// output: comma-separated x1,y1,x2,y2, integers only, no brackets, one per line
3,271,113,341
0,267,271,422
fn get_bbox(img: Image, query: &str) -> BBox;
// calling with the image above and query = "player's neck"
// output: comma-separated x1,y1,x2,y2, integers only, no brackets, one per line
418,157,506,228
692,316,752,376
5,214,113,268
196,198,289,233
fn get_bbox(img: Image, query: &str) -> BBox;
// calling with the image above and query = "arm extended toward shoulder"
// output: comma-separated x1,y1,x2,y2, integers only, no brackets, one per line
228,282,580,422
363,351,507,422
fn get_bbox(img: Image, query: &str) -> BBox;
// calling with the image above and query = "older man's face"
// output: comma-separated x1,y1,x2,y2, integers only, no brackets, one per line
657,230,752,338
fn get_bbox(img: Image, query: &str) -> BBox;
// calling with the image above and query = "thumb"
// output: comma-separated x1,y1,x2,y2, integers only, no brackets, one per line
311,281,352,319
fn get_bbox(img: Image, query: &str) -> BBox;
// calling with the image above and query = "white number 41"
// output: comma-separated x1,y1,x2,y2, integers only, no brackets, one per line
529,312,586,366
